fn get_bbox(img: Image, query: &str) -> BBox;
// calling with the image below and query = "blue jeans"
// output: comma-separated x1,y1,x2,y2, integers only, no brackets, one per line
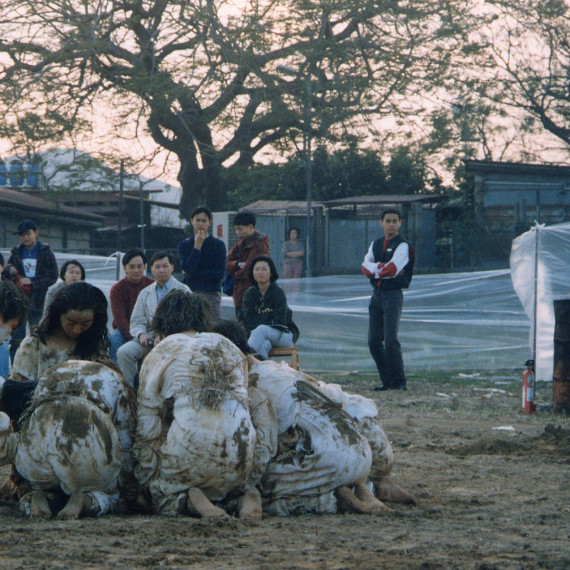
248,325,294,359
0,340,9,378
368,288,406,387
109,329,129,363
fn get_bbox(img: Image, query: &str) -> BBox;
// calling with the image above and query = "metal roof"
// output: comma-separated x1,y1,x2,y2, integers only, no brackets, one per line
0,187,105,223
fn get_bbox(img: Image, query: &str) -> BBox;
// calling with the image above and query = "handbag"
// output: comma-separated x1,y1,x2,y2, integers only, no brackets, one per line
222,272,235,296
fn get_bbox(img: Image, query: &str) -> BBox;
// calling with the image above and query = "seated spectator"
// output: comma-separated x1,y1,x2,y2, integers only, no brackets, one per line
116,251,190,387
10,282,109,383
0,279,29,380
178,206,226,321
42,259,86,319
109,250,154,362
243,255,299,359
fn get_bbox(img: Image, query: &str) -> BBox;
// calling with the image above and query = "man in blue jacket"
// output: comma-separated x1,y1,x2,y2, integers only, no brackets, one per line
177,206,226,320
2,220,58,362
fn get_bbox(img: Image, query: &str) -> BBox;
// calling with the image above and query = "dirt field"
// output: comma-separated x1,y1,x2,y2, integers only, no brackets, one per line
0,369,568,569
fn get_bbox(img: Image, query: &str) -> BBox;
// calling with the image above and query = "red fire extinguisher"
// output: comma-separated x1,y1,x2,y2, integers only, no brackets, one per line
522,359,535,414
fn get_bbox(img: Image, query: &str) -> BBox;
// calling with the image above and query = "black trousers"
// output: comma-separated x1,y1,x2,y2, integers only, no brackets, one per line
368,288,406,387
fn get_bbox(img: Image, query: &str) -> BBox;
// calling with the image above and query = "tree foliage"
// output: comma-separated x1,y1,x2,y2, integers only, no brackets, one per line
0,0,469,217
224,144,436,210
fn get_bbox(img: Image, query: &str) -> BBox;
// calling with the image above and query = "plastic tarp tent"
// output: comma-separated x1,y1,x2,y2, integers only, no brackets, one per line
510,222,570,382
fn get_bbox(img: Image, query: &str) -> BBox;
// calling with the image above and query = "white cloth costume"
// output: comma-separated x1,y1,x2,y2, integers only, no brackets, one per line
248,361,373,516
33,360,138,503
135,332,256,515
0,396,121,517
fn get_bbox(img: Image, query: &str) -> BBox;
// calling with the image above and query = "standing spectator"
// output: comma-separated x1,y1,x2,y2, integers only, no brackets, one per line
226,212,270,322
42,259,86,319
0,279,29,380
177,206,226,320
361,210,414,391
109,250,154,362
116,251,190,387
0,254,11,379
282,227,304,279
243,255,299,360
1,220,58,363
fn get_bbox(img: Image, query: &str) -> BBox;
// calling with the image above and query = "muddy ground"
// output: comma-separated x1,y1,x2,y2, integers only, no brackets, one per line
0,369,568,569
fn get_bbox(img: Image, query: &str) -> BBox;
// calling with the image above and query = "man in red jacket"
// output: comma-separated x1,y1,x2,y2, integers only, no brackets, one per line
226,212,270,322
109,249,154,362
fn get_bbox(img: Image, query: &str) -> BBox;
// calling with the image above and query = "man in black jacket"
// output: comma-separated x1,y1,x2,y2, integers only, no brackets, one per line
2,220,58,362
362,210,413,391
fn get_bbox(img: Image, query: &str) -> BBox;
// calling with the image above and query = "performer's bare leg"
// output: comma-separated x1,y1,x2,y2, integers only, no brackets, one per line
354,481,390,513
336,485,390,514
55,490,84,520
238,487,262,520
375,476,419,506
30,490,52,519
186,487,229,519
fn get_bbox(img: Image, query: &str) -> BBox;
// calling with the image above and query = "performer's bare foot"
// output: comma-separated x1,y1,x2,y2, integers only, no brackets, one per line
30,490,52,519
336,485,390,514
354,482,390,514
238,488,263,520
375,476,419,506
186,487,229,519
55,491,84,520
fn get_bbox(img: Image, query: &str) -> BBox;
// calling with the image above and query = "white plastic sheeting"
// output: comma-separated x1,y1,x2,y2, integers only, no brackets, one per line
1,251,531,374
223,271,530,373
510,222,570,382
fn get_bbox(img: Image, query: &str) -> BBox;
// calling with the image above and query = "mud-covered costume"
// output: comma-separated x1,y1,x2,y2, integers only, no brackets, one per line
0,397,121,518
134,332,256,515
248,360,372,516
10,336,76,383
32,360,139,505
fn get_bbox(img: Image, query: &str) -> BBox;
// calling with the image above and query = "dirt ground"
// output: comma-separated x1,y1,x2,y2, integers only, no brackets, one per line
0,369,568,569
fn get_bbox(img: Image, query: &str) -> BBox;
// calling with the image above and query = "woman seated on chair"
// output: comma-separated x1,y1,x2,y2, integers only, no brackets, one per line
242,255,299,359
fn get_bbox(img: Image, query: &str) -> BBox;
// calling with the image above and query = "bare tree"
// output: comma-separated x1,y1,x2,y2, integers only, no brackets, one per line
0,0,469,217
465,0,570,160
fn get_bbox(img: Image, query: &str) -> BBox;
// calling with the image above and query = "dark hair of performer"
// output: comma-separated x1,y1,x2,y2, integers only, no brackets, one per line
34,281,109,360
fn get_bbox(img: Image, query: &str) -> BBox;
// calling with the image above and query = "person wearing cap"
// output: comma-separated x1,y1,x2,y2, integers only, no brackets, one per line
1,220,58,363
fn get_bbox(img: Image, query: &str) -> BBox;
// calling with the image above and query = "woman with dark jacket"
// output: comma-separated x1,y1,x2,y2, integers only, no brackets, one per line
242,255,298,359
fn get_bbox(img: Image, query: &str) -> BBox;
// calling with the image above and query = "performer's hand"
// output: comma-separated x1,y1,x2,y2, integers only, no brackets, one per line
362,267,373,279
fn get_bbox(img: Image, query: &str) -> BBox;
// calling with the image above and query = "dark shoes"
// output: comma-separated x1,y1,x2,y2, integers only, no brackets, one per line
374,383,407,392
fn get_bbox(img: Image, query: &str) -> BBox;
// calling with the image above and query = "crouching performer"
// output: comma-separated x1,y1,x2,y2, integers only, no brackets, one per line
31,360,142,512
0,396,121,519
212,321,387,517
301,375,417,506
134,291,260,519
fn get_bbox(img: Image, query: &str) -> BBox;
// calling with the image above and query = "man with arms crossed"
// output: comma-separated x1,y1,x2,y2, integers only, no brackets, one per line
177,206,226,320
362,210,413,391
109,249,154,362
117,251,190,387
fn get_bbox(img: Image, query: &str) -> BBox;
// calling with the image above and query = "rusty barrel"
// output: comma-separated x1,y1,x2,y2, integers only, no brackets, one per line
553,299,570,412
